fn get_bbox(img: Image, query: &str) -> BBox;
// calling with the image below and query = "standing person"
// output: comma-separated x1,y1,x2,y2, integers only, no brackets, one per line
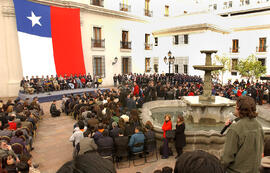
161,114,172,159
174,114,186,159
113,74,118,87
221,96,264,173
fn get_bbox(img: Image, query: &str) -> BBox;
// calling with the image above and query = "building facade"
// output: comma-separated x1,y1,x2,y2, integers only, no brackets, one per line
0,0,270,97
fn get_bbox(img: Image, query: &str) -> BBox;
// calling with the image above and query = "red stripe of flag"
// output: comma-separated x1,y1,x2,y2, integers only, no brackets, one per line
50,6,86,76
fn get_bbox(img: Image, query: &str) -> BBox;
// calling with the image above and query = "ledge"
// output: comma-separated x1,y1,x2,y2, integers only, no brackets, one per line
120,48,132,52
91,47,105,51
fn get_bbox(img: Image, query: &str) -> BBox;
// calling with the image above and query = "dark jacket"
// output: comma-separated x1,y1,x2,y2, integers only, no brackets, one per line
175,123,186,148
110,127,119,139
50,103,60,116
221,117,264,173
96,136,114,157
126,98,136,111
144,130,156,152
114,136,129,157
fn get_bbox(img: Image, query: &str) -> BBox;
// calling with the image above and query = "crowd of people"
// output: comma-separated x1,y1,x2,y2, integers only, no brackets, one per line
57,89,270,173
0,98,42,172
9,72,270,172
20,74,103,94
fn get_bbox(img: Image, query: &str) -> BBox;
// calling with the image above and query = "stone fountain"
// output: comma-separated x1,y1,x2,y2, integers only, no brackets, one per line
139,50,270,158
183,50,235,124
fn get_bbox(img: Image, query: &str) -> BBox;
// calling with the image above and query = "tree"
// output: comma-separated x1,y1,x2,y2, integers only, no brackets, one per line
236,54,266,80
212,54,231,84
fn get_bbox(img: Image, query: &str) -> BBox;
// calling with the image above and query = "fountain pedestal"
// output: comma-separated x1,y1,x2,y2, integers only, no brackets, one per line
193,50,223,102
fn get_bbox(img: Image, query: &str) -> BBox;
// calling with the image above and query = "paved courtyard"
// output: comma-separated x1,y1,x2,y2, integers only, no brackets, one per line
29,101,270,173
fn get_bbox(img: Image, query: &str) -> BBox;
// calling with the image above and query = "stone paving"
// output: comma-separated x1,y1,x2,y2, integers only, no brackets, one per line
25,101,270,173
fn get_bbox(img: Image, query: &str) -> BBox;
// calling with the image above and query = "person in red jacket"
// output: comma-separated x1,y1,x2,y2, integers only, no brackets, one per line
8,116,17,131
162,114,172,159
133,82,140,96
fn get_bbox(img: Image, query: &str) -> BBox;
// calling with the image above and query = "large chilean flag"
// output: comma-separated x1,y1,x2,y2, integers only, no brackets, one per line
13,0,86,77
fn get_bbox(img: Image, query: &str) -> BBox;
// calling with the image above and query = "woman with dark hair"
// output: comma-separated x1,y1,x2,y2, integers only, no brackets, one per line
174,114,186,159
161,114,172,159
174,150,224,173
221,96,264,173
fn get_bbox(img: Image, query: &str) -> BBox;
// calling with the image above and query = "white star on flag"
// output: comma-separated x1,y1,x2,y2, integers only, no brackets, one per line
27,11,42,27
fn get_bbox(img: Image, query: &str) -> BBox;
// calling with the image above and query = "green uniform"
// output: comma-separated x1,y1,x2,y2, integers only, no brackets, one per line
221,117,264,173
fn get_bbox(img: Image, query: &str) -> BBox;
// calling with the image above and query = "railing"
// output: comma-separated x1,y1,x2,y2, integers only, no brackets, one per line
91,39,105,48
90,0,104,7
145,43,153,50
120,3,131,12
144,9,153,17
120,41,131,49
256,45,267,52
230,47,240,53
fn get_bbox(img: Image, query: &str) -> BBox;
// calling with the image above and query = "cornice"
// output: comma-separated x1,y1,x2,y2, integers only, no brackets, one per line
2,0,148,23
152,23,231,37
233,24,270,32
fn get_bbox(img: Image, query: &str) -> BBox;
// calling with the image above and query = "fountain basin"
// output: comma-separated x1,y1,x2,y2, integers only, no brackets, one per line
139,99,270,158
193,65,224,71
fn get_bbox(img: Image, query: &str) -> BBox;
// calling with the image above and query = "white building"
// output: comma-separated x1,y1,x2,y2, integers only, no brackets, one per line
0,0,270,97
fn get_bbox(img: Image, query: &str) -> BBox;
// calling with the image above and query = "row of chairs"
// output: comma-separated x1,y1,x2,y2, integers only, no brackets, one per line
98,139,159,169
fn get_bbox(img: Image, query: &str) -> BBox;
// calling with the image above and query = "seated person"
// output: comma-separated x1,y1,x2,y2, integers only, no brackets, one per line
13,122,33,151
8,116,17,131
50,100,61,117
0,124,12,138
96,130,114,157
78,133,97,155
93,123,104,144
0,140,19,162
174,150,224,173
144,124,156,153
10,130,27,153
109,122,119,139
128,126,145,153
114,129,129,161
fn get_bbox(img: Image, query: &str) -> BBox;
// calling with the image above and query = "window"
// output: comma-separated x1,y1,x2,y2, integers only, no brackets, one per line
91,0,103,7
145,58,151,72
174,35,188,45
232,39,239,53
229,1,233,7
154,64,158,73
175,64,179,73
154,37,158,46
121,30,131,49
165,5,169,16
174,35,179,45
184,64,188,74
120,0,130,12
93,56,105,77
93,27,102,47
258,58,266,66
122,57,132,74
153,57,159,73
223,2,228,9
258,37,267,52
145,34,150,49
213,4,217,10
231,72,237,76
231,58,238,70
184,35,189,44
